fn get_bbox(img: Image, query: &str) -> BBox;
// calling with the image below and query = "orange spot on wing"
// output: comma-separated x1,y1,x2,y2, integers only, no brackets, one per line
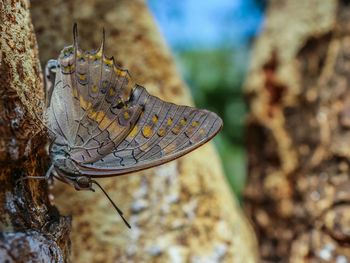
91,85,98,93
164,143,177,154
73,88,78,98
99,118,110,130
109,88,116,97
123,111,130,120
142,125,153,138
77,74,86,81
172,118,187,135
157,128,166,137
87,109,97,120
171,126,181,135
103,57,113,66
152,114,158,124
95,111,105,123
167,118,173,126
79,96,91,110
192,121,199,127
128,125,138,137
107,121,123,135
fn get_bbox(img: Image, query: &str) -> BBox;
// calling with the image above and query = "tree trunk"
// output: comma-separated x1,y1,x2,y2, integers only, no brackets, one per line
0,1,71,262
244,0,350,262
30,0,258,262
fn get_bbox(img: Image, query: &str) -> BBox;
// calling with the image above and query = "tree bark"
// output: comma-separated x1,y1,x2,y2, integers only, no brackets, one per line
30,0,258,262
0,1,71,262
244,0,350,262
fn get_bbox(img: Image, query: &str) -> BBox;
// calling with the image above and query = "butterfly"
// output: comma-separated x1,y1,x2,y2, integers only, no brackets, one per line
41,24,223,228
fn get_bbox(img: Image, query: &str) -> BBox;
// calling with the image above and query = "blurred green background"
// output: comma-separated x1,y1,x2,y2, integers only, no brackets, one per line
148,0,266,197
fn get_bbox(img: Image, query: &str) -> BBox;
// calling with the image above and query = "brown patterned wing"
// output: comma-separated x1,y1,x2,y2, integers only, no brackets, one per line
77,85,223,177
45,26,142,163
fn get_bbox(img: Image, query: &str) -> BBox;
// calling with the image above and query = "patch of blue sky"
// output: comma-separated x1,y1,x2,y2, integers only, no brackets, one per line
148,0,265,50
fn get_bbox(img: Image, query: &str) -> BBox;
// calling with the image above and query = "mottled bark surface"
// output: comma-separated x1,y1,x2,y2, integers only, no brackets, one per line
245,0,350,262
31,0,258,262
0,1,71,262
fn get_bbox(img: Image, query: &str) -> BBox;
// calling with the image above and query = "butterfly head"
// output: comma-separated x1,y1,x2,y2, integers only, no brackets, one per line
54,168,93,191
72,176,93,191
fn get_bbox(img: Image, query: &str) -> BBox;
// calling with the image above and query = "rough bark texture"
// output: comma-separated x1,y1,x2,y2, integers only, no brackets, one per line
0,1,71,262
30,0,258,262
244,0,350,262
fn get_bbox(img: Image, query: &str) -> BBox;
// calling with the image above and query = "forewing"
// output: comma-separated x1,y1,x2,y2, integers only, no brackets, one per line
67,46,143,163
46,34,141,163
77,86,223,177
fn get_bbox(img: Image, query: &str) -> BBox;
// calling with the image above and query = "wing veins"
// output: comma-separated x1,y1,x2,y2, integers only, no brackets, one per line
136,108,200,160
115,93,155,150
122,100,167,151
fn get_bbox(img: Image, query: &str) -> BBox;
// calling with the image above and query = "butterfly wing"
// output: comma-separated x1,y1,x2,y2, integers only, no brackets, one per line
45,28,142,163
76,85,223,177
47,26,222,174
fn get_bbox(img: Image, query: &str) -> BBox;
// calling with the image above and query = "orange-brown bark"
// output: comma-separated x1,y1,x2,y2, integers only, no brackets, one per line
0,1,71,262
245,0,350,262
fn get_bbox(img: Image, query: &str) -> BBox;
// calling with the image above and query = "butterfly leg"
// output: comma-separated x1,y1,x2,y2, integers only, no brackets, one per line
16,164,55,185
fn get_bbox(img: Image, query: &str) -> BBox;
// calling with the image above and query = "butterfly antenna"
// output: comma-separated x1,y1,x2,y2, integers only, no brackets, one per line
73,22,79,50
91,180,131,229
101,27,106,53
